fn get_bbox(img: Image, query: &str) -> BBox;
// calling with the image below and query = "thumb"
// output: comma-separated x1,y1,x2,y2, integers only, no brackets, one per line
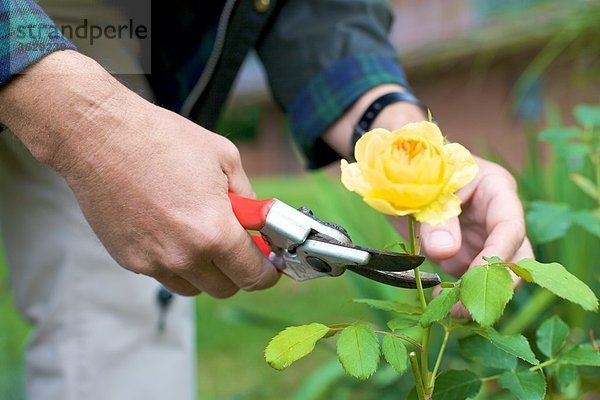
221,145,255,199
226,166,255,199
420,217,462,261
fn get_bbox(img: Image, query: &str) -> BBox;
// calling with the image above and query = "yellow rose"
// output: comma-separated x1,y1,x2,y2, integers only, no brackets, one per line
341,121,478,225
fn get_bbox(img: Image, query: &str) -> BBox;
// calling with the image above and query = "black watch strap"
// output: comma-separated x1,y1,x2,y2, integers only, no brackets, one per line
350,91,428,160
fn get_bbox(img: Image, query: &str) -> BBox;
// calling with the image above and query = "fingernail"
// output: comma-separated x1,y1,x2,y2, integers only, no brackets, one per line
429,230,455,249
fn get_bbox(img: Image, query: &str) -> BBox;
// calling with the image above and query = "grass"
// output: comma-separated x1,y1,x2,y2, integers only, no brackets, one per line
0,172,420,399
0,253,29,400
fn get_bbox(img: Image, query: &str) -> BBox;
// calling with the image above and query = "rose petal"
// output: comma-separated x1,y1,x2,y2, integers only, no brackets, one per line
369,183,442,209
382,145,444,185
443,143,479,193
355,128,389,165
363,197,417,216
392,121,444,148
340,159,371,194
413,193,462,225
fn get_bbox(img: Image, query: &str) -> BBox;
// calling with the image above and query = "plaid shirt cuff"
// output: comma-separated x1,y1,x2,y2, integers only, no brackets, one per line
288,53,411,170
0,0,76,85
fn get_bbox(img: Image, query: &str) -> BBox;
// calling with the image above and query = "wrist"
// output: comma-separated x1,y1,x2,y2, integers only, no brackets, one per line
371,100,427,131
321,84,427,158
0,50,133,170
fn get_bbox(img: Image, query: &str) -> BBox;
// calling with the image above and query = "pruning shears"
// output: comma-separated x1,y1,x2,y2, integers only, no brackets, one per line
229,193,441,289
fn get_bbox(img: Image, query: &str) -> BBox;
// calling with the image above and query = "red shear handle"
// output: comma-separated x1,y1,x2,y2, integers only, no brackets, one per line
228,192,276,230
229,192,275,257
250,234,271,257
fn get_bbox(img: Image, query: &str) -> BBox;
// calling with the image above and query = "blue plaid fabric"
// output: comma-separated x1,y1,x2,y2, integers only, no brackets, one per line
0,0,75,85
288,53,411,169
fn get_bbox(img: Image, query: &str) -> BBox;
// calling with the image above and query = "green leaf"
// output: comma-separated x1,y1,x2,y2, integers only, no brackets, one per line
510,259,599,311
460,265,514,326
265,323,330,370
387,316,419,331
481,327,539,365
458,335,517,370
535,315,569,358
483,256,504,265
432,370,481,400
336,324,380,379
570,174,599,200
560,344,600,366
562,142,589,159
498,370,546,400
538,126,581,143
440,281,457,288
555,364,578,392
352,298,421,315
526,201,572,244
381,335,408,375
571,210,600,239
420,287,459,327
574,104,600,127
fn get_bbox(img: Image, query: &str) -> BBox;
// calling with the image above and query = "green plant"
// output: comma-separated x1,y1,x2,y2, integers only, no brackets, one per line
503,104,600,336
264,245,598,399
263,115,600,399
526,105,600,245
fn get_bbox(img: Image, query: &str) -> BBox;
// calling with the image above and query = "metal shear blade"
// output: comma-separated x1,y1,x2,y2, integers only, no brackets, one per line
299,234,440,289
229,193,441,289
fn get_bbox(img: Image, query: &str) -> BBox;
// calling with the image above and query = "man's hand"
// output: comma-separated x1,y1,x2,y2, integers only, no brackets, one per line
0,50,279,297
322,84,533,276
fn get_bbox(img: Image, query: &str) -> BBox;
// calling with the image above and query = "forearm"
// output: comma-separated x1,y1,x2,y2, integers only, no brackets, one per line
0,50,135,172
321,84,427,159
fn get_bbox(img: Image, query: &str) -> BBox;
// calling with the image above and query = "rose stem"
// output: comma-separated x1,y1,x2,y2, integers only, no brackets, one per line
428,318,451,391
409,351,427,400
408,215,430,387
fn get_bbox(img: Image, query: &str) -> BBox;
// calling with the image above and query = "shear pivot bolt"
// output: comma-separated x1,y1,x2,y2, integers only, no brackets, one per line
306,256,332,273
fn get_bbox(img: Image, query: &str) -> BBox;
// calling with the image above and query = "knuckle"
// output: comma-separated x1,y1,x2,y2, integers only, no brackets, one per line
196,227,227,255
211,286,239,299
154,246,196,274
239,267,271,292
116,249,159,277
173,286,202,297
513,217,527,239
239,275,265,292
219,138,241,162
495,166,517,189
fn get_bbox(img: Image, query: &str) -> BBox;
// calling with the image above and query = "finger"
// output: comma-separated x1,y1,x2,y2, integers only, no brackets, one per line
420,217,462,261
508,237,534,289
161,262,239,299
153,272,202,297
510,237,534,262
450,301,471,320
213,214,280,292
226,167,254,199
470,188,525,267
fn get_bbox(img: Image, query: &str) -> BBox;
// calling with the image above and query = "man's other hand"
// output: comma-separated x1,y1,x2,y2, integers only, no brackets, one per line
0,50,279,297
